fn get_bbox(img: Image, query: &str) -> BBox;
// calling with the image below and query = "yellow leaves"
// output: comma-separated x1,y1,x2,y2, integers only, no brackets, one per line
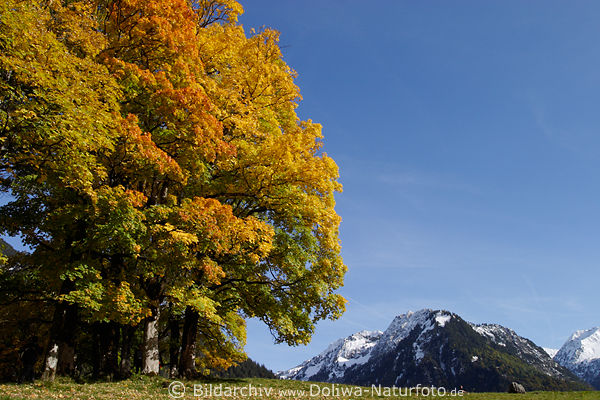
61,282,104,313
187,288,220,319
167,285,223,320
196,0,245,27
153,222,199,247
46,0,108,58
169,230,199,246
194,310,247,372
0,0,121,194
234,216,275,261
199,24,301,144
11,109,37,120
189,20,347,339
63,268,150,325
106,281,151,325
199,256,226,284
330,294,349,319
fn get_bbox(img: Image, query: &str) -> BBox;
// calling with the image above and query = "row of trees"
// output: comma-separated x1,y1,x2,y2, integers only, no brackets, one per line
0,0,345,381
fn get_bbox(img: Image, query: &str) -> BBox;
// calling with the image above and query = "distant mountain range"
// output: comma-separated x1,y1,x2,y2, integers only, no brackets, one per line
278,309,592,392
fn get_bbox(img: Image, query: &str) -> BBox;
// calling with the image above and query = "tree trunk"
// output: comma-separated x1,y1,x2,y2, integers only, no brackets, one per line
42,308,77,380
168,307,181,378
142,306,161,375
119,325,135,379
42,287,78,381
178,307,199,378
42,341,59,382
92,326,101,380
57,341,76,377
98,322,120,380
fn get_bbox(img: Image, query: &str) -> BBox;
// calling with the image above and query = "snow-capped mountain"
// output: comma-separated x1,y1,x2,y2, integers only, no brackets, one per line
554,327,600,389
279,309,588,392
277,330,382,382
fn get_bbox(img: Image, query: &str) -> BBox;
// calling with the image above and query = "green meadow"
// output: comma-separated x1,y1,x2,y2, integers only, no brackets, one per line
0,377,596,400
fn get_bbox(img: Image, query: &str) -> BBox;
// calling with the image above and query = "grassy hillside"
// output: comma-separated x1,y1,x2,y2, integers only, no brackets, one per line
0,377,596,400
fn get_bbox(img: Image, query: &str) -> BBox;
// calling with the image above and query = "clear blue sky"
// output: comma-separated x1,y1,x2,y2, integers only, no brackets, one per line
239,0,600,372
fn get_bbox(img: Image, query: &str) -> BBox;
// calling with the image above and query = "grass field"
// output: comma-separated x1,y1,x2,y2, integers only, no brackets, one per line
0,377,597,400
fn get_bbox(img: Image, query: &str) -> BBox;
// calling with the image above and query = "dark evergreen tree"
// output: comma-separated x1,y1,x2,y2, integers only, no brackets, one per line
212,358,276,379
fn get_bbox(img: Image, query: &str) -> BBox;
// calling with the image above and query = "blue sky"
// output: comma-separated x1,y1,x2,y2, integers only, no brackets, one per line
239,1,600,372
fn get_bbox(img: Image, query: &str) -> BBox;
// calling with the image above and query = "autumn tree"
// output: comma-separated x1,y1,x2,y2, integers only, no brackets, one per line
0,0,124,379
0,0,345,380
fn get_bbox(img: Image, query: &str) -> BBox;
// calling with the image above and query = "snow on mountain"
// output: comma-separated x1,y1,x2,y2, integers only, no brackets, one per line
277,330,382,381
278,309,588,391
556,327,600,364
544,348,559,358
554,327,600,389
369,309,453,359
470,323,563,377
278,309,455,381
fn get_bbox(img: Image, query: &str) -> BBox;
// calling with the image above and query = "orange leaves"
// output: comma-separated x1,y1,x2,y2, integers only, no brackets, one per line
198,257,226,285
151,84,235,162
101,0,198,66
103,13,235,172
143,196,274,289
175,197,274,262
117,114,184,181
124,189,147,208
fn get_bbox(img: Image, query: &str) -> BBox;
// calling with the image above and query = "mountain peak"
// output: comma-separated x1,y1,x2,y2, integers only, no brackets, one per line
371,309,453,357
556,327,600,365
553,326,600,389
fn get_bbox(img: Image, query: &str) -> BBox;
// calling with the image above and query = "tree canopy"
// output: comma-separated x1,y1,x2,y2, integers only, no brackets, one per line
0,0,345,380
